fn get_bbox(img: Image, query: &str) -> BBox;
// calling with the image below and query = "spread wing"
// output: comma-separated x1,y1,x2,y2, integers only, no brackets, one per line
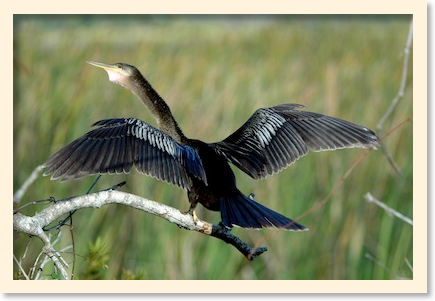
213,103,379,179
43,118,207,189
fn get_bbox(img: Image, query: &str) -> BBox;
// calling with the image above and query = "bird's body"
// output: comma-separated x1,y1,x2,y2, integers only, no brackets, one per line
43,62,378,231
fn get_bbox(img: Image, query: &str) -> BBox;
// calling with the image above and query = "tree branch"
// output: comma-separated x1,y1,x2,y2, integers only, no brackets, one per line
376,18,413,174
13,190,267,274
13,212,70,279
13,165,44,204
364,192,413,226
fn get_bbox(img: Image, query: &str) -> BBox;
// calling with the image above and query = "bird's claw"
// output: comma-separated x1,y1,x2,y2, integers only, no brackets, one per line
192,210,198,224
184,208,198,225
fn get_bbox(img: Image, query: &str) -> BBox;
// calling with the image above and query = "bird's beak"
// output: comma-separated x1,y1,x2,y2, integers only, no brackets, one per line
87,61,122,73
87,61,129,83
87,61,109,68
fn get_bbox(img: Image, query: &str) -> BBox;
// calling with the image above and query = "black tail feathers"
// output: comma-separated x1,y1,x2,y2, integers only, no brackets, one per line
220,194,308,231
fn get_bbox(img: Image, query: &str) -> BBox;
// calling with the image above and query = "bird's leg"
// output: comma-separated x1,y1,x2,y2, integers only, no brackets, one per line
184,203,199,224
192,210,198,224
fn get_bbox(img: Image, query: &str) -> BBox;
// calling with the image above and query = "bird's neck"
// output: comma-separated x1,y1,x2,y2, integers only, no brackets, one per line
129,75,187,143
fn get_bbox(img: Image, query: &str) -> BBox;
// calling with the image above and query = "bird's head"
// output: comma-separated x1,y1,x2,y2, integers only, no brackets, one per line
87,61,142,89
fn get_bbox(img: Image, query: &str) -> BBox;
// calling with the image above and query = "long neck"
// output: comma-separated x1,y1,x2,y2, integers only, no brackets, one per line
127,74,187,143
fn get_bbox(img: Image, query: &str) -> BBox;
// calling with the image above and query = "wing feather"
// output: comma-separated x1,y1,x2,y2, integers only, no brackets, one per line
213,103,378,179
43,118,206,189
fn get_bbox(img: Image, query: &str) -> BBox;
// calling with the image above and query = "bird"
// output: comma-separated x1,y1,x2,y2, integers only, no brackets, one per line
43,61,379,231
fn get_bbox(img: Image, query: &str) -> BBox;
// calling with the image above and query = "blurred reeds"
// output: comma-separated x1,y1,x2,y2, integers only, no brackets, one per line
13,15,413,280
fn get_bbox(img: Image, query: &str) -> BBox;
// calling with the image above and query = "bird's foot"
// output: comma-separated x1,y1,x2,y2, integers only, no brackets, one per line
184,208,199,225
193,210,199,224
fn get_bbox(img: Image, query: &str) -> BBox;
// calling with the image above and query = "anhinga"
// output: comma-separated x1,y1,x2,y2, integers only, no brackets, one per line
43,61,378,231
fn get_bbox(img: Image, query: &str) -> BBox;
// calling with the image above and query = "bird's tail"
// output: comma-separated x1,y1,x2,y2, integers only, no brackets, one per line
220,194,308,231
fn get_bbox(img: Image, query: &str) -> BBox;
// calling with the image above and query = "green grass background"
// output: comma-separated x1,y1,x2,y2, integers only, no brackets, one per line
13,15,413,280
